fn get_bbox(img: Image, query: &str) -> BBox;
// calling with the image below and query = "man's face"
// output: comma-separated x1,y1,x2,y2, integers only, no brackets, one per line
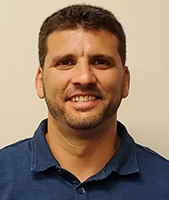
36,29,130,130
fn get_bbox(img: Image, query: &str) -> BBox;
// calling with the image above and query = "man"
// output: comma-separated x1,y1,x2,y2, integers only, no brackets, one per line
0,4,169,199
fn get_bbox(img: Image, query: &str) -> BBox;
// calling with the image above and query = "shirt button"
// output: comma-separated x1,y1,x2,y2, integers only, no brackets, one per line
57,169,62,175
78,187,85,194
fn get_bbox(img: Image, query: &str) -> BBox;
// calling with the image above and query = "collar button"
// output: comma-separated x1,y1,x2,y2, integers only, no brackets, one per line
57,169,62,175
78,187,85,194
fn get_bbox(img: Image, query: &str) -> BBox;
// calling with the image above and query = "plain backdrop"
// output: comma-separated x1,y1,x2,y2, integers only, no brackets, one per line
0,0,169,159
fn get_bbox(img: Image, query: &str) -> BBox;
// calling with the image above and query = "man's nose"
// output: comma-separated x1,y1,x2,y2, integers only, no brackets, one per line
71,62,97,87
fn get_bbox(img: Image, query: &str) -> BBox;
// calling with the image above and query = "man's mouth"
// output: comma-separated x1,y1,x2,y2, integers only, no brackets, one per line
70,96,98,102
66,93,102,111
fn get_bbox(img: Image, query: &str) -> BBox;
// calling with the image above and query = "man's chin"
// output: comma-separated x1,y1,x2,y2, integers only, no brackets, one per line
64,113,104,130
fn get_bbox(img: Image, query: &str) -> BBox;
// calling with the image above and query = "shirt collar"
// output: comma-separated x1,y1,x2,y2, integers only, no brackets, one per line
31,119,139,176
109,121,139,174
101,121,139,176
31,119,59,172
85,122,139,182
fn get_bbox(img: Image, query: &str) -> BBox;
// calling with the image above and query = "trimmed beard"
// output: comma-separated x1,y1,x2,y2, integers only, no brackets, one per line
45,94,122,130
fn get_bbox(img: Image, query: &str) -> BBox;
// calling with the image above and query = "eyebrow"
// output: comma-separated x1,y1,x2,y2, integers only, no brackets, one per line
49,53,117,66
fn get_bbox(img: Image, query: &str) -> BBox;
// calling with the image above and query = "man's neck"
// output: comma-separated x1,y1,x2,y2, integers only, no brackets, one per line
46,115,120,182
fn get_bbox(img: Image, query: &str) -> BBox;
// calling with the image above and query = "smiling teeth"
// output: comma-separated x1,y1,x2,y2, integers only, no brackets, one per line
71,96,97,102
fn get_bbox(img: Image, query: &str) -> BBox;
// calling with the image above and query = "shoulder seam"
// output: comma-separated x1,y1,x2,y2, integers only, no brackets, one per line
0,138,31,151
136,143,169,162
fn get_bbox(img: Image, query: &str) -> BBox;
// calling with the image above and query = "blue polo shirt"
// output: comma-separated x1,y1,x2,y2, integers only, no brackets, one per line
0,119,169,199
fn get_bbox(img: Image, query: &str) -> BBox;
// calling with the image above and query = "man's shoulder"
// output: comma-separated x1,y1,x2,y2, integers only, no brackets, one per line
0,137,32,150
135,143,169,177
136,143,169,163
0,138,32,163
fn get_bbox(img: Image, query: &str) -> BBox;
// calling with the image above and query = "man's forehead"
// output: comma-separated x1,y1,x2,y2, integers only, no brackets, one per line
46,28,119,52
47,27,118,42
44,29,121,67
47,28,116,48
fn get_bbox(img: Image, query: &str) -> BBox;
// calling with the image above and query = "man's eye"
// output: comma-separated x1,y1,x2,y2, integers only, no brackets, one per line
53,59,76,69
92,60,110,66
57,60,74,66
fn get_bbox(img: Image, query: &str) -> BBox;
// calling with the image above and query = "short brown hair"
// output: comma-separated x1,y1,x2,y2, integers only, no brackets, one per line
38,4,126,67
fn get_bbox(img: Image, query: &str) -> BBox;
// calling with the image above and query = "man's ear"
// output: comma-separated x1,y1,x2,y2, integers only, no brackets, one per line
35,67,45,99
122,66,130,98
